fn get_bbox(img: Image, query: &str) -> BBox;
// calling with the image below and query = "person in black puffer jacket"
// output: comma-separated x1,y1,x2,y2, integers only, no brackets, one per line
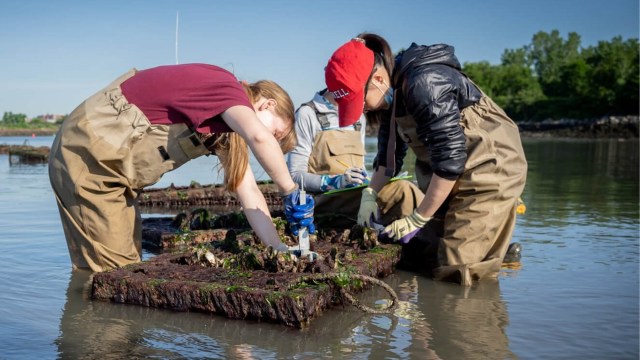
324,33,527,286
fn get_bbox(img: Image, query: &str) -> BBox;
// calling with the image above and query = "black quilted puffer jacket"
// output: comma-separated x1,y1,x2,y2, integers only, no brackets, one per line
375,42,482,180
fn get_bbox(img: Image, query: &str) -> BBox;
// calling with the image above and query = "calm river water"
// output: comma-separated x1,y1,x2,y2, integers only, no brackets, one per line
0,135,638,359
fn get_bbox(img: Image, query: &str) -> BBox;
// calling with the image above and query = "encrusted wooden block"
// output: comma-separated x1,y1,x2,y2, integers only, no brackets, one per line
92,233,401,328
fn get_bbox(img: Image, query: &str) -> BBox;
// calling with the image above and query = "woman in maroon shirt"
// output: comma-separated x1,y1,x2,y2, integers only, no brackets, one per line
49,64,313,272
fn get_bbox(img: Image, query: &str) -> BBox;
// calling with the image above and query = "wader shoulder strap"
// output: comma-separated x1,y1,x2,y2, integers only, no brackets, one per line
301,101,331,130
301,100,362,132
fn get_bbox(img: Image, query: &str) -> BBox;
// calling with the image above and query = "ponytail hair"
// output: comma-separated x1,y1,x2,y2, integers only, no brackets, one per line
357,32,394,80
208,132,248,192
212,80,296,192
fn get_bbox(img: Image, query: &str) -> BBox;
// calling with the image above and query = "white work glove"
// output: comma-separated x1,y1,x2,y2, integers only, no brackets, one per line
357,187,379,227
381,210,431,244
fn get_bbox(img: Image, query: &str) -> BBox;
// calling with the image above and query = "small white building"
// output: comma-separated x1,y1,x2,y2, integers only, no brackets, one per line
36,114,65,123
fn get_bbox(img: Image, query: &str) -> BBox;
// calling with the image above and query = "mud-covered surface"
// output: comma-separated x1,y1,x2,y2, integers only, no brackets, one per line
137,181,282,210
94,209,401,328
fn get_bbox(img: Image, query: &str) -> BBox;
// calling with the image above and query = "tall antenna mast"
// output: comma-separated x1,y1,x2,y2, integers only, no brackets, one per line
175,11,179,64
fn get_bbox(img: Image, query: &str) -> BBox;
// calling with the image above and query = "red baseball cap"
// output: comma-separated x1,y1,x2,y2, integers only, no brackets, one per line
325,39,375,127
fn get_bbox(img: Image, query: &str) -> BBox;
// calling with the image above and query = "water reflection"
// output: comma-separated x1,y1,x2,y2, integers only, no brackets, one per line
523,139,638,222
1,136,637,359
56,270,263,359
55,269,514,359
382,274,513,359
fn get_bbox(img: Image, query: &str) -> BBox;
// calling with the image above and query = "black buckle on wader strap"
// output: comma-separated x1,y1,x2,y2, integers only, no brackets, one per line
188,132,202,147
158,146,170,161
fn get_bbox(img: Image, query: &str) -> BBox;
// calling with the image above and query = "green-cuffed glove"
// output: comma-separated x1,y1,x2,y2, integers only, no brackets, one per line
357,187,379,227
381,210,431,244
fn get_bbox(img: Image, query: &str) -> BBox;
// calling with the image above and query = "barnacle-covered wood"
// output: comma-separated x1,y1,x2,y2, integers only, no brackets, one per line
137,181,282,209
142,210,272,249
92,212,401,328
1,144,50,164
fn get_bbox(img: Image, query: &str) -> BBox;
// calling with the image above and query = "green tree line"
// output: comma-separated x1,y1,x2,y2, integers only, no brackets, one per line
2,30,638,124
1,112,62,129
462,30,639,121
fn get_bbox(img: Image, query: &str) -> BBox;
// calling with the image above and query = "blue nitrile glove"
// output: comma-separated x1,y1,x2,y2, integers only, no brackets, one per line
293,210,316,234
282,186,315,236
320,167,369,191
380,209,431,244
320,175,341,192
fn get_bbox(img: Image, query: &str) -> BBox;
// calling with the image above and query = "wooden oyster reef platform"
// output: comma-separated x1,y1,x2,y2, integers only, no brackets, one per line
0,144,50,164
137,181,282,209
92,210,402,328
140,209,254,249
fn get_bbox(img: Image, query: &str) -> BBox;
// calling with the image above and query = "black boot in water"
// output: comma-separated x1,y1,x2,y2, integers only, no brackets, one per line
503,242,522,263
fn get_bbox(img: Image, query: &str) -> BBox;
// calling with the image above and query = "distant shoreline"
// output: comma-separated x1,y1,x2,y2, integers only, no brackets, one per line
1,115,637,139
0,128,58,136
363,115,639,139
517,115,638,139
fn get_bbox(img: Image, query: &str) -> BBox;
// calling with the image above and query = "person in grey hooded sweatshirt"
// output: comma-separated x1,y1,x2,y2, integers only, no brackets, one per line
324,33,527,285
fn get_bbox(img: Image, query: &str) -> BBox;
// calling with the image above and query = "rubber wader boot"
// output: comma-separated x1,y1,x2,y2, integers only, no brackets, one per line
503,242,523,263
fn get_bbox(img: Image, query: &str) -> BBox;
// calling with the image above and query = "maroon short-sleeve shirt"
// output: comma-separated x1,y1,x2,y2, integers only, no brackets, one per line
120,64,253,133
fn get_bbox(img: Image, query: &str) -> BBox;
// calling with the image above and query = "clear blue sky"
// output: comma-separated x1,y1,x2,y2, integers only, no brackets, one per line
1,0,637,118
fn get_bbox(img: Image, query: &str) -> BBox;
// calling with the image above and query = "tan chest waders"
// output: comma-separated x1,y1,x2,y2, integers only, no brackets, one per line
395,96,527,285
49,69,212,271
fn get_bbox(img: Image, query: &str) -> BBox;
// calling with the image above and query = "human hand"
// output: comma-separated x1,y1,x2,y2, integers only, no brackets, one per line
319,167,369,192
282,187,315,236
357,187,379,227
320,175,342,191
292,202,315,236
343,167,369,188
380,210,431,244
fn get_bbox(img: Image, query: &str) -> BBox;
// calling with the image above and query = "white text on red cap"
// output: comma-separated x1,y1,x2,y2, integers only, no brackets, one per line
331,89,349,99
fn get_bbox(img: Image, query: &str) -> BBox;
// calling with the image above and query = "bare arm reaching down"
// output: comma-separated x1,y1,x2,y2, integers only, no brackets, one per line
222,105,297,194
